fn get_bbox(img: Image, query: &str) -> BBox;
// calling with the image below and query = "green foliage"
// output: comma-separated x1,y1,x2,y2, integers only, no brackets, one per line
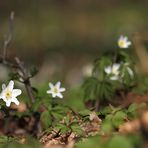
101,120,113,133
107,136,134,148
75,135,103,148
132,75,148,94
95,81,114,101
76,134,143,148
8,72,20,81
1,18,148,148
83,77,98,101
79,109,91,117
0,135,15,144
47,111,84,136
83,56,115,102
111,111,127,127
71,123,83,135
83,76,114,101
0,136,42,148
93,56,112,79
127,103,147,119
65,87,85,110
119,50,133,63
83,51,136,103
101,107,127,132
120,64,135,87
41,110,52,128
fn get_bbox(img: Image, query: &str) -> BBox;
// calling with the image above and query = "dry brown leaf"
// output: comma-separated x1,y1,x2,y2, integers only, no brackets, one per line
11,102,27,112
119,119,140,134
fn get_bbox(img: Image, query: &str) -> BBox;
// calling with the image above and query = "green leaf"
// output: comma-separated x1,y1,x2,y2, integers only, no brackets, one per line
112,111,127,127
41,111,52,128
100,106,112,114
0,136,9,143
55,123,68,134
75,135,102,148
51,111,64,120
101,120,113,133
79,109,91,116
128,103,138,113
107,136,133,148
32,99,42,111
105,114,113,121
8,72,20,81
83,77,98,101
71,124,83,135
95,81,114,101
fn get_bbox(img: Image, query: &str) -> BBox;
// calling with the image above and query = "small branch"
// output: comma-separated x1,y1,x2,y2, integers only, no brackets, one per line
0,11,41,136
15,57,35,103
0,11,35,104
2,11,14,62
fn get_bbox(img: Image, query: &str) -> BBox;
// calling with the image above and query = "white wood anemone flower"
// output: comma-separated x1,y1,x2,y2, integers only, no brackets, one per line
118,35,131,48
47,81,66,98
104,63,121,80
0,80,22,107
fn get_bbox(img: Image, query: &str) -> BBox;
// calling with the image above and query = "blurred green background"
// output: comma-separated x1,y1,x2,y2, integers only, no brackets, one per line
0,0,148,85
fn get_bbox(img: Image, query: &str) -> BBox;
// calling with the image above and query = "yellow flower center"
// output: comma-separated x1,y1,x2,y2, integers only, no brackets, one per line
53,87,58,93
5,90,12,100
118,40,125,47
112,68,119,76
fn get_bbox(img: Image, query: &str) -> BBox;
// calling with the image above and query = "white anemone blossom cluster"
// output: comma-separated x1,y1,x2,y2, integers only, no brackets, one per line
47,81,66,99
104,63,134,81
118,35,131,48
0,80,22,107
104,63,121,80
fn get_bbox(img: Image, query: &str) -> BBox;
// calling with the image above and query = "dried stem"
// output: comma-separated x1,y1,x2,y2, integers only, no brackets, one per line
2,11,14,62
0,11,35,104
15,57,35,103
0,11,42,135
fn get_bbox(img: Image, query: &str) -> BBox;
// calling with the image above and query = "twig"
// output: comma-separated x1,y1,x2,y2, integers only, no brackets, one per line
15,57,35,103
2,11,14,62
0,11,42,136
0,11,35,104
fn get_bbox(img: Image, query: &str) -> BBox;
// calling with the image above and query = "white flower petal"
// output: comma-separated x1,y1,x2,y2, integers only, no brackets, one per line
12,89,22,97
59,88,66,92
47,81,65,98
49,83,54,89
12,98,19,105
113,63,120,71
124,36,128,41
57,93,63,98
104,66,112,74
118,35,131,48
8,80,14,91
0,80,22,107
52,93,57,98
47,90,52,94
6,100,11,107
110,76,119,80
127,41,131,46
55,81,61,88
